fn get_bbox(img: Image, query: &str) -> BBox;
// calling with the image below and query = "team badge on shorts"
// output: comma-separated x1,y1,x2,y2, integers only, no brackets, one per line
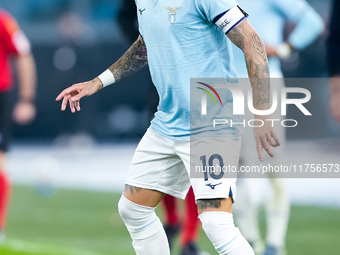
165,6,181,24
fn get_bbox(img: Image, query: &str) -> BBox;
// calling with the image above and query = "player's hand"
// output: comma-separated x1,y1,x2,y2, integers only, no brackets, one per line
330,77,340,122
253,115,280,161
56,78,103,113
13,100,36,125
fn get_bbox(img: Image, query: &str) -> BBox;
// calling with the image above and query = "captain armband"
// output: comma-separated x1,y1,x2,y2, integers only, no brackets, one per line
214,6,248,35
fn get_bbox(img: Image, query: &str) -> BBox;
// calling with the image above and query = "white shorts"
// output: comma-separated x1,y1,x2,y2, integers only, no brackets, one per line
125,128,241,201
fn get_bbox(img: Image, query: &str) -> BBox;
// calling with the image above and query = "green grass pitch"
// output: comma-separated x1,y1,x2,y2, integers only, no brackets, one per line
0,186,339,255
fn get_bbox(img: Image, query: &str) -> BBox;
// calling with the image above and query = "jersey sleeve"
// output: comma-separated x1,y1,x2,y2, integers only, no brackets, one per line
195,0,239,23
272,0,310,22
272,0,324,50
0,11,31,55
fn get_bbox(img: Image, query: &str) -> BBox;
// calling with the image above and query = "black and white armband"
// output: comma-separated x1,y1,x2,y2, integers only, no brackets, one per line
214,6,248,34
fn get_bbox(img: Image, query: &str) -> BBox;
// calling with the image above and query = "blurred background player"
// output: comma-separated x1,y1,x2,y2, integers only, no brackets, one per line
232,0,324,254
328,0,340,123
0,9,36,241
161,188,201,255
117,2,202,254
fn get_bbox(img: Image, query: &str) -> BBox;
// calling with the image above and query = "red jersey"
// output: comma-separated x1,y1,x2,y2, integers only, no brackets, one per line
0,9,31,92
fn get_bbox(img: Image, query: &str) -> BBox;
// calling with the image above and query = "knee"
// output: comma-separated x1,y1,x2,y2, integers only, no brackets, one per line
199,212,221,231
118,195,142,222
118,195,162,239
118,195,130,221
118,195,156,224
197,199,237,235
199,210,235,229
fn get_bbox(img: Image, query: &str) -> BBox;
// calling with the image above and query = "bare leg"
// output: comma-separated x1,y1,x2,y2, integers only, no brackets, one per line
197,197,233,215
123,184,166,207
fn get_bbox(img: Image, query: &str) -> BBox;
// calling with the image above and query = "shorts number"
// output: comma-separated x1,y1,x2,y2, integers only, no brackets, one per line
200,154,224,181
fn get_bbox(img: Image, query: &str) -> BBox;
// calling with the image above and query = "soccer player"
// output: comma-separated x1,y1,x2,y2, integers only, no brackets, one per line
117,2,201,254
0,9,36,241
231,0,324,254
328,0,340,123
56,1,280,254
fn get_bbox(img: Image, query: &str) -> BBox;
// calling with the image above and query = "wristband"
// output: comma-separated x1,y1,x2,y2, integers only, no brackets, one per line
98,69,115,88
276,43,292,59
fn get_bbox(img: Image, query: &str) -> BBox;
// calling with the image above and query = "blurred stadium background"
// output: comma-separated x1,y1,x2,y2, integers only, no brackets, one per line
1,0,340,254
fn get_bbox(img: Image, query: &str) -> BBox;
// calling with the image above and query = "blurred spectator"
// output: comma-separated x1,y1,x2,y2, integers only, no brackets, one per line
327,0,340,122
117,0,138,43
0,9,36,241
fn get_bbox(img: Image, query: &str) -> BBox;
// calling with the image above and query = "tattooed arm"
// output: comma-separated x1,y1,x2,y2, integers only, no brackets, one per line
227,19,280,161
109,35,148,82
56,35,147,113
227,19,270,110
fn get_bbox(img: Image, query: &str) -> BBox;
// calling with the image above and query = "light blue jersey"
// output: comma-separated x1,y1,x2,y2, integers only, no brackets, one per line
232,0,324,77
135,0,243,140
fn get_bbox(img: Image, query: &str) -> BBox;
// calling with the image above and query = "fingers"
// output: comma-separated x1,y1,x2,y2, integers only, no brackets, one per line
256,139,264,162
61,94,71,111
68,99,76,113
69,91,86,112
68,97,83,113
270,130,281,146
56,85,77,101
257,135,274,161
71,90,87,103
56,91,66,102
68,98,81,113
75,100,81,111
56,84,86,112
263,139,274,158
266,132,278,147
256,129,280,161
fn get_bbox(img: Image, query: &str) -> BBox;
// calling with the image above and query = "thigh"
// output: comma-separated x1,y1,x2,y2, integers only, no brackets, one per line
177,135,241,203
123,184,166,207
126,128,191,200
